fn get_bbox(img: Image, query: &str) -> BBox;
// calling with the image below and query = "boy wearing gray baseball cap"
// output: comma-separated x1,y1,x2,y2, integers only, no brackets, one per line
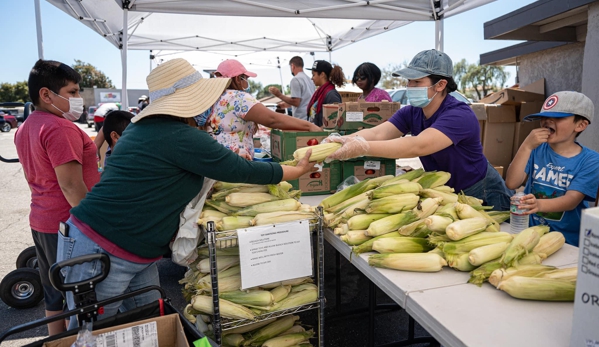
506,91,599,246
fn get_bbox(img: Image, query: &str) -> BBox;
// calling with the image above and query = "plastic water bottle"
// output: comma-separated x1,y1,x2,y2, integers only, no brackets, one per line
510,192,529,233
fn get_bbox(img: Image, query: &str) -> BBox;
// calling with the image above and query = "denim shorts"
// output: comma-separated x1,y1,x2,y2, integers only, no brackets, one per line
57,218,161,329
463,162,515,211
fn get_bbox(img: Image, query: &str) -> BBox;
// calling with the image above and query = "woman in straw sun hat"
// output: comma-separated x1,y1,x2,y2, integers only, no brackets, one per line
56,58,317,327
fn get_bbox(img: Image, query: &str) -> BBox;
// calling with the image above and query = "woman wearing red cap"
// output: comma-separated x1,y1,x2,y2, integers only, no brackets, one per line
199,59,320,159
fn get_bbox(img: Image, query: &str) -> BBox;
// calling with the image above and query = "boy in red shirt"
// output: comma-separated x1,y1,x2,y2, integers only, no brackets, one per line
14,60,100,335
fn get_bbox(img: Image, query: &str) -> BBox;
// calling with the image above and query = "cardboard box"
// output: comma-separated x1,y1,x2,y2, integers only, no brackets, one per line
479,105,517,170
270,129,333,162
479,88,545,106
520,78,545,96
322,104,341,129
287,162,342,195
338,91,362,103
570,207,599,346
492,165,504,178
336,101,401,130
44,314,189,347
342,158,396,181
470,103,487,143
511,101,543,157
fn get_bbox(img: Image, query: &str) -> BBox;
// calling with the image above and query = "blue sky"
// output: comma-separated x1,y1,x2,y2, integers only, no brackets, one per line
1,0,535,91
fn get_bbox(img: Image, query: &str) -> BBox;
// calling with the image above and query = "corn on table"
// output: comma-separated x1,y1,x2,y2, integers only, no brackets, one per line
299,195,579,347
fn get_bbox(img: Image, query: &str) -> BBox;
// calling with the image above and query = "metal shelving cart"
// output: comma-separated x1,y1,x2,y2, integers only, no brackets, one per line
201,207,325,347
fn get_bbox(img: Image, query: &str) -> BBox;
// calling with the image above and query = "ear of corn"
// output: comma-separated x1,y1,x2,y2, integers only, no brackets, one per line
204,199,241,214
535,267,577,282
269,288,318,312
242,315,300,346
486,211,511,224
446,252,477,272
445,218,490,241
532,231,565,258
194,265,240,288
197,255,240,273
347,214,391,230
219,290,275,308
262,331,315,347
368,253,447,272
371,237,433,254
489,264,557,288
435,203,459,220
468,242,510,266
497,276,575,301
200,210,228,219
222,333,245,347
467,259,503,286
325,191,371,214
442,232,513,255
339,199,370,219
197,247,239,258
191,295,255,320
413,171,451,189
334,224,350,235
198,216,223,229
412,197,443,219
270,285,292,302
280,325,306,336
397,219,427,236
183,304,197,324
234,199,301,217
216,216,253,231
501,225,550,267
424,215,454,233
196,274,242,293
381,168,425,187
212,185,270,200
340,230,372,245
320,179,377,209
351,232,401,255
420,189,458,205
365,193,420,214
454,202,485,219
281,277,313,286
433,185,455,193
478,210,501,232
366,212,419,237
226,192,280,207
368,182,422,199
291,283,318,292
293,142,342,163
516,252,545,266
251,211,315,226
223,318,277,335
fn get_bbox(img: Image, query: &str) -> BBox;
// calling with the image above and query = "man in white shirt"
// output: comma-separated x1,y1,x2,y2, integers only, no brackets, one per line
269,56,315,121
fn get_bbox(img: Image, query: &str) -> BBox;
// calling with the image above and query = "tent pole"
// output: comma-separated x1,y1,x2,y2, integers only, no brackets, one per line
34,0,44,59
121,7,129,109
328,51,332,62
435,19,444,52
277,56,284,92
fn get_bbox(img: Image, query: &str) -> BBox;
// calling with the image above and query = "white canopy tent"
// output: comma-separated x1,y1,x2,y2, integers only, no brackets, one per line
43,0,495,107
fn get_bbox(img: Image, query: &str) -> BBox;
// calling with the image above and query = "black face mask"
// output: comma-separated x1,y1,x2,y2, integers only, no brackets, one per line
291,72,295,77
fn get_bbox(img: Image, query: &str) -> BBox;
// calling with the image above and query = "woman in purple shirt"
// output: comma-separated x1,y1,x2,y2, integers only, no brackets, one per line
352,62,392,102
326,50,513,211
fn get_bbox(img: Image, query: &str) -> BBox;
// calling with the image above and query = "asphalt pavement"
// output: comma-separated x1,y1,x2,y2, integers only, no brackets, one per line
0,122,435,346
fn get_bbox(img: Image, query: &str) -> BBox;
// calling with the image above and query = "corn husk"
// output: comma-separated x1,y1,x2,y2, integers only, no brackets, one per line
535,267,577,282
442,232,513,255
219,290,274,308
368,182,422,199
424,215,454,233
467,259,503,286
226,192,280,207
217,216,253,231
262,331,315,347
347,214,391,230
325,192,371,214
269,288,318,312
251,211,314,226
351,232,401,255
320,179,377,209
420,189,458,205
446,252,477,272
365,193,420,214
413,171,451,189
234,199,301,217
397,219,427,236
270,285,292,302
489,264,557,288
365,212,419,237
242,315,300,346
468,242,510,266
197,256,240,273
497,276,575,301
191,295,255,320
222,334,245,347
340,230,372,246
223,318,277,335
501,225,550,266
368,253,447,272
412,197,443,219
371,237,433,254
445,218,490,241
381,168,425,186
532,231,566,258
333,224,350,235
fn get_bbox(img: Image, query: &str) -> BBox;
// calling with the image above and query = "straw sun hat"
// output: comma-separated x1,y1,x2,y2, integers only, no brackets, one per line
131,58,231,123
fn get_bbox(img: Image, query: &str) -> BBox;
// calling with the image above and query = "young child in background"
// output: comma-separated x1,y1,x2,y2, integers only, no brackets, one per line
505,91,599,246
101,110,134,161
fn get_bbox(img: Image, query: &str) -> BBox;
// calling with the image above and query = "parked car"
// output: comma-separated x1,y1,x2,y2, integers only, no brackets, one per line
93,103,121,131
387,88,471,106
87,105,97,128
0,112,17,132
0,102,34,125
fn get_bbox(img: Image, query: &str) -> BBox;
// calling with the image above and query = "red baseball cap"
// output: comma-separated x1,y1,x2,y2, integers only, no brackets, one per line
216,59,257,78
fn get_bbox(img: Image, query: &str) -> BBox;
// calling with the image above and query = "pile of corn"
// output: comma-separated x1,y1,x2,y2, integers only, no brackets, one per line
198,181,316,247
324,169,576,302
179,249,318,346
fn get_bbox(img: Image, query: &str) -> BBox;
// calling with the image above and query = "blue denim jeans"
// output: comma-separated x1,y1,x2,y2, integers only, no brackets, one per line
57,218,161,329
463,162,514,211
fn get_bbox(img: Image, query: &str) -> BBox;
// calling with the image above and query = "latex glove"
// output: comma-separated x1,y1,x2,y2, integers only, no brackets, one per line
323,134,370,163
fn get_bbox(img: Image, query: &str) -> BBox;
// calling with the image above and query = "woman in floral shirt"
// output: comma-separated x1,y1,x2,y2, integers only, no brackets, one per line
199,60,320,158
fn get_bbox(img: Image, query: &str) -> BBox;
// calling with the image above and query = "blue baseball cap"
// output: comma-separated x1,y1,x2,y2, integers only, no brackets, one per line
524,91,594,123
392,49,453,79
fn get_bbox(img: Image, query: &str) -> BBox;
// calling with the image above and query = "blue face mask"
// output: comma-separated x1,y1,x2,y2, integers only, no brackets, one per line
240,76,251,93
407,82,439,108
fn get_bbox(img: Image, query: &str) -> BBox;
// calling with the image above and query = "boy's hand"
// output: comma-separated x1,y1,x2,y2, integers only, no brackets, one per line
296,149,318,175
518,193,541,214
522,128,550,151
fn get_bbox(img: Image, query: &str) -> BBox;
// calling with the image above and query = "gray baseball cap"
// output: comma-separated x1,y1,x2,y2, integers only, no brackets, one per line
392,49,453,79
524,91,594,123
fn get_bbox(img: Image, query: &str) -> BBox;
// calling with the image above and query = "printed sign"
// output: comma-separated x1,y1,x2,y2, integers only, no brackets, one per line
100,92,121,102
96,322,158,347
364,160,381,170
346,111,364,122
237,220,312,289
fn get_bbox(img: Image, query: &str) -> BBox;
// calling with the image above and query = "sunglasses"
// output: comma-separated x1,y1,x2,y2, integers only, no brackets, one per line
356,76,367,81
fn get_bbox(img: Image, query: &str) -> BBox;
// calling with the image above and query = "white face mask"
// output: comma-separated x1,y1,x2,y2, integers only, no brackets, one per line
51,92,84,121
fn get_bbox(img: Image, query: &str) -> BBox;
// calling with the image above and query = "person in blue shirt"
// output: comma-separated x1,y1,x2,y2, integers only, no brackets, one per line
506,91,599,246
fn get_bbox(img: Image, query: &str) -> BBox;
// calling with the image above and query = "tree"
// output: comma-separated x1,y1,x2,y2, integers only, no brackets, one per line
460,62,509,100
0,81,29,102
256,84,290,99
71,60,115,89
452,58,468,91
248,79,263,97
380,63,408,90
